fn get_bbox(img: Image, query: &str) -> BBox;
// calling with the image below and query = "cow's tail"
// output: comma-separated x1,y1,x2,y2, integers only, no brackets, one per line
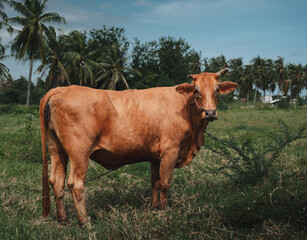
40,89,60,217
40,92,51,217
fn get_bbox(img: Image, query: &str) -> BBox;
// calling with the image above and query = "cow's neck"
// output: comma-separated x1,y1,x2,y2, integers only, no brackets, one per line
185,96,205,128
176,96,208,168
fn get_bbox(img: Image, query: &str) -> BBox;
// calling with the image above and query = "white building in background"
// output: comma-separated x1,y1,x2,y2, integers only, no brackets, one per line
260,95,273,103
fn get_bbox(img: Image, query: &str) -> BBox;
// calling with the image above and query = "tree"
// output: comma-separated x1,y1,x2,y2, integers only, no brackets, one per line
62,30,99,87
0,0,10,33
288,64,305,98
0,0,7,20
97,43,140,90
89,25,129,51
129,38,160,89
157,36,192,85
240,65,254,101
274,57,288,96
188,51,203,74
0,1,11,82
6,0,65,105
251,56,266,101
0,47,10,80
304,65,307,93
204,55,228,73
37,26,69,88
265,58,275,97
228,57,243,81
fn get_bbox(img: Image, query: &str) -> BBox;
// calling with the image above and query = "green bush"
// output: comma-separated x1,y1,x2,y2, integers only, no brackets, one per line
277,97,290,108
219,184,306,227
218,93,236,110
0,77,47,105
297,96,306,106
205,120,306,186
0,104,39,115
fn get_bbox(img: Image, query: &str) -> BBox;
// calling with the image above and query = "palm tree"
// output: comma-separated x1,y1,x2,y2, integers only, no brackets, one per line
6,0,65,105
188,51,203,74
37,26,69,88
0,0,8,28
265,58,275,97
0,0,6,17
240,65,254,101
0,0,11,81
274,57,288,96
204,55,228,73
97,43,140,90
304,65,307,94
63,30,99,87
228,57,243,81
0,0,8,52
0,46,10,80
288,64,305,98
251,56,266,101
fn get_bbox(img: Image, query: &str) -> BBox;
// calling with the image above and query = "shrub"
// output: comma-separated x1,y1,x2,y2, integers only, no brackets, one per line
277,97,290,109
297,96,306,106
218,93,236,110
0,104,39,115
204,120,306,186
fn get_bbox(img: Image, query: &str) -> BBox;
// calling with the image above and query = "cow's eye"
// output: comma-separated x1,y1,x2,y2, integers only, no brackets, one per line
216,88,219,93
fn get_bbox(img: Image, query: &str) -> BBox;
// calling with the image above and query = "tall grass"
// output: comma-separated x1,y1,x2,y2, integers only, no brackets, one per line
0,104,306,239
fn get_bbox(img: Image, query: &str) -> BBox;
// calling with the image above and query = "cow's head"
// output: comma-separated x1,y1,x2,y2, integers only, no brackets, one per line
176,68,238,121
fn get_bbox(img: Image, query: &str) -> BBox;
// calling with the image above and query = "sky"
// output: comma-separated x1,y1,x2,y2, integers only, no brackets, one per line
1,0,307,80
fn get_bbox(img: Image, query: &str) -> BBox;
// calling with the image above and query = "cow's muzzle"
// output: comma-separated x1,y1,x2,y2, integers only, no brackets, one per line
204,110,217,121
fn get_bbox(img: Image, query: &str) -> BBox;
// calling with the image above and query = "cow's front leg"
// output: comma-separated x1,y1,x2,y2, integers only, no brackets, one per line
150,161,160,208
159,152,177,209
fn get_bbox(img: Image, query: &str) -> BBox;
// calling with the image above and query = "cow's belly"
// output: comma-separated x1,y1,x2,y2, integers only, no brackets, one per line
90,149,152,170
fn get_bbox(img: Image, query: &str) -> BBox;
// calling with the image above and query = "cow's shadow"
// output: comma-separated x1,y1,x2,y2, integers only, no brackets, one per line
85,184,152,212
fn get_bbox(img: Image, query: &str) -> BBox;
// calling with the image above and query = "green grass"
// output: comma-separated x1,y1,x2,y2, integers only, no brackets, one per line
0,103,306,239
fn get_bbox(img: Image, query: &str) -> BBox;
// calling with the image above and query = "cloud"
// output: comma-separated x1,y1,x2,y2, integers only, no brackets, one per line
130,0,270,26
48,0,129,30
100,2,114,9
130,0,236,25
134,0,152,6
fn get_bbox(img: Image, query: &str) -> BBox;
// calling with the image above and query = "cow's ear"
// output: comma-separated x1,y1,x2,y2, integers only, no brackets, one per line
176,83,195,96
218,81,238,95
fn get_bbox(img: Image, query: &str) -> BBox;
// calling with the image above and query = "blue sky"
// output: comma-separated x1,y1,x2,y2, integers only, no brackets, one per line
2,0,307,80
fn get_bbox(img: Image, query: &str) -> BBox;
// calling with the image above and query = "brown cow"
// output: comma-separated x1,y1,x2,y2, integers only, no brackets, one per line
40,68,238,225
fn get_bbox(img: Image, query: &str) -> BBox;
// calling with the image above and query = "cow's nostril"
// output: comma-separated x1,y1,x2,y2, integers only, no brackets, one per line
205,110,217,120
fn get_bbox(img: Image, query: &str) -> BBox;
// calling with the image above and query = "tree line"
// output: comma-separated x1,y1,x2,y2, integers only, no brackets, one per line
0,0,306,105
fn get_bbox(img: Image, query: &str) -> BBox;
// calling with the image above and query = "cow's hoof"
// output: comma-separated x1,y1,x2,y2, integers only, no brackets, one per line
78,219,90,228
150,203,160,209
59,220,69,226
58,218,69,226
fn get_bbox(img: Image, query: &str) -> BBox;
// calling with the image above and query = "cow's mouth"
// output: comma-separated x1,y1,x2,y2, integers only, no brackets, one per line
206,117,217,122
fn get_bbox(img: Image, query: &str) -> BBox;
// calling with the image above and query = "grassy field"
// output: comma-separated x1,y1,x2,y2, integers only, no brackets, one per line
0,103,306,239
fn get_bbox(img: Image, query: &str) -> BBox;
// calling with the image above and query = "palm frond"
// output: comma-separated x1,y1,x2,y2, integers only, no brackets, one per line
120,73,129,89
40,13,66,24
10,0,33,18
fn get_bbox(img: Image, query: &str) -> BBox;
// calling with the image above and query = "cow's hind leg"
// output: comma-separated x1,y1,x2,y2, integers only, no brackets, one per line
67,154,89,226
47,136,68,223
150,161,160,208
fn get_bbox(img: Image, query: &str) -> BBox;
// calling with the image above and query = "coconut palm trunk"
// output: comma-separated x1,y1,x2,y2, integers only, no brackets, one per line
26,50,34,105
